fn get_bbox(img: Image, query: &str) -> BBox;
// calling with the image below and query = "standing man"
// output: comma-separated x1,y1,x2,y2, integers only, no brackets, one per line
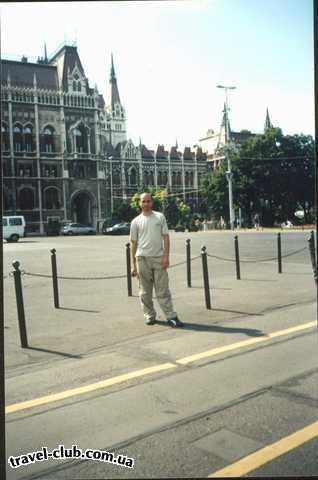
130,192,183,327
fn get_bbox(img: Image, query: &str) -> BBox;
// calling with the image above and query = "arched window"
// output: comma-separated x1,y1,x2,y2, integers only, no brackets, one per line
74,125,87,153
3,190,12,210
149,171,154,186
189,172,194,186
19,188,34,210
177,172,182,186
143,171,149,185
185,172,189,187
13,124,23,152
2,123,9,151
113,170,120,185
73,80,77,92
44,188,60,209
129,168,137,186
78,82,81,92
24,125,34,152
163,171,168,186
158,171,163,185
172,172,176,186
42,126,55,153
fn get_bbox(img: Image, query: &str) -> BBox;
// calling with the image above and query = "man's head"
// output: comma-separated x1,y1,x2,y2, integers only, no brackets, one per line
139,192,153,215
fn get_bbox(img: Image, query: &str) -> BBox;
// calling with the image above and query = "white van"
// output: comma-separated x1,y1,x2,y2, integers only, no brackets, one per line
2,216,26,242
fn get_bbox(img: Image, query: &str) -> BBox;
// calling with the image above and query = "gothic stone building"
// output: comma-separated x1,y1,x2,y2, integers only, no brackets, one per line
1,42,207,234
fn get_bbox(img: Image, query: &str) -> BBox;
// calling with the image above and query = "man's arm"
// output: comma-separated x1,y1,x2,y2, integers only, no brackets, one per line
130,239,138,276
162,234,170,269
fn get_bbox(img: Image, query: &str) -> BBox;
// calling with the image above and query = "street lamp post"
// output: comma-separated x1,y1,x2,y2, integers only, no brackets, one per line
217,84,236,230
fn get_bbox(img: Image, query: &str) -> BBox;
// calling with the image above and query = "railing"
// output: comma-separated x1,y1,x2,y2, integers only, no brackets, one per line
2,86,96,109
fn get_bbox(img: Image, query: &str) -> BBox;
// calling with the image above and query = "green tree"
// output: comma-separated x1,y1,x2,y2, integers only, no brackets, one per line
129,188,192,228
113,201,136,222
202,128,315,226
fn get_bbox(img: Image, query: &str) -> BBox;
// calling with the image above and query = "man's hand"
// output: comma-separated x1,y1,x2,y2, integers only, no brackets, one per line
162,256,169,269
131,266,138,278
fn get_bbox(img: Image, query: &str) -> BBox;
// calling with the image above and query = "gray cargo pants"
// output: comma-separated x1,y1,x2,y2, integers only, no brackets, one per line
136,256,177,321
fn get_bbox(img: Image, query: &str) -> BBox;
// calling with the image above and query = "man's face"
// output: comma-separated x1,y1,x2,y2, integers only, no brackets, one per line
139,194,153,213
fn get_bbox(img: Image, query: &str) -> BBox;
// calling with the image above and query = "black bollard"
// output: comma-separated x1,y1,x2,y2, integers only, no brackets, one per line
234,235,241,280
201,246,211,310
308,231,317,286
186,239,191,288
126,243,132,297
50,248,60,308
277,232,282,273
12,260,28,348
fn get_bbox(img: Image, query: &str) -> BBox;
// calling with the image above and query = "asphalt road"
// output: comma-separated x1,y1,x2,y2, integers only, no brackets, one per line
4,230,317,479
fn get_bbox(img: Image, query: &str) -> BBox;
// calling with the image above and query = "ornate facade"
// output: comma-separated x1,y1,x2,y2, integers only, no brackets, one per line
1,42,207,233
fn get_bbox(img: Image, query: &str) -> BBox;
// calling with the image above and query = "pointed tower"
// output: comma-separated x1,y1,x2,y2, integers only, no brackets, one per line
264,107,273,131
44,42,48,63
106,54,127,147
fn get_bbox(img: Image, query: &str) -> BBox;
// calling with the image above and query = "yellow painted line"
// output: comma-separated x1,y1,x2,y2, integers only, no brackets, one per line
6,363,176,414
209,420,318,477
176,321,316,365
6,321,316,415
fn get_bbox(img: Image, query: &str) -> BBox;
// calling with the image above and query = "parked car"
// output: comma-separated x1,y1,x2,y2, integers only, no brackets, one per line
2,215,26,242
61,223,96,235
174,224,185,232
103,222,131,235
102,217,122,230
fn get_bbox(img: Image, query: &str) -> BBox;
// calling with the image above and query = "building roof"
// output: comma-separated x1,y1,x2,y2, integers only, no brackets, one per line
103,142,116,157
97,94,105,109
169,146,181,160
1,60,59,90
183,147,194,160
141,144,154,159
230,130,256,142
195,146,207,161
156,145,168,159
49,45,86,92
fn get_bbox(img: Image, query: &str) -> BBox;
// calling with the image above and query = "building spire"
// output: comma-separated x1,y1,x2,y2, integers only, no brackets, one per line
110,52,116,80
109,53,121,110
44,42,48,62
264,107,273,131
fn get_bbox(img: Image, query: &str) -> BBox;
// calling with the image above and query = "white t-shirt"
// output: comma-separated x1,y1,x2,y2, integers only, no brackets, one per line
130,210,169,257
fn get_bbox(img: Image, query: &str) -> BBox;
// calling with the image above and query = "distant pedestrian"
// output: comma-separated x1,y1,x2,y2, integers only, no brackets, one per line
130,193,183,328
203,219,208,232
220,216,225,229
253,213,261,231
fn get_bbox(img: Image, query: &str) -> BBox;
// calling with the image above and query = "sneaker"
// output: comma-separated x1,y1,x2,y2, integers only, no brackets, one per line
145,317,156,325
167,316,184,328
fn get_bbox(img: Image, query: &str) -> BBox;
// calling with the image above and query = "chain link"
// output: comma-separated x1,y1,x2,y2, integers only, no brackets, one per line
207,245,307,264
23,271,126,280
169,255,201,268
7,246,308,280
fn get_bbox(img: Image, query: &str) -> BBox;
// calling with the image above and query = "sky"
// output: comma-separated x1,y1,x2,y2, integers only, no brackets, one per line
1,0,315,149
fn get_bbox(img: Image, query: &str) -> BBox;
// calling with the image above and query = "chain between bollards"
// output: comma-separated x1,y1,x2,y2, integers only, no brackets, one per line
308,230,317,286
12,260,28,348
234,235,241,280
50,248,60,308
201,246,211,310
126,243,132,297
277,233,282,273
186,239,191,287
